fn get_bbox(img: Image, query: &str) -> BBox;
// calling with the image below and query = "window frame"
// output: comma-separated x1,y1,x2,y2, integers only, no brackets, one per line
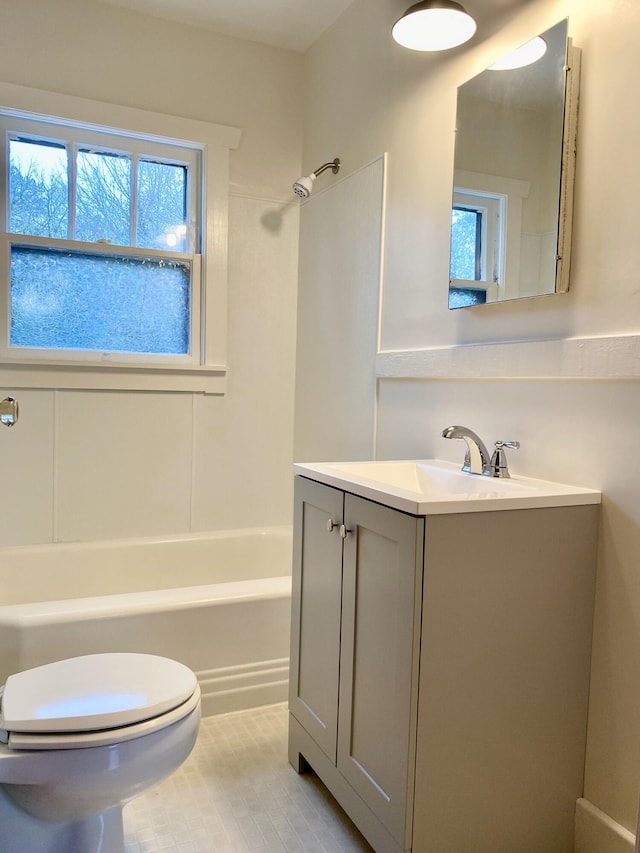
450,189,504,302
2,117,200,364
0,82,241,393
451,169,530,304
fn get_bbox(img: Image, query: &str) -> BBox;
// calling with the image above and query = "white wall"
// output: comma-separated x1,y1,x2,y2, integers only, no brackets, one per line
293,157,384,463
302,0,640,843
2,0,639,843
0,0,302,544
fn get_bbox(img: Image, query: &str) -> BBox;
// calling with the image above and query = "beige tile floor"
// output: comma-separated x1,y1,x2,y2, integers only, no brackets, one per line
124,703,373,853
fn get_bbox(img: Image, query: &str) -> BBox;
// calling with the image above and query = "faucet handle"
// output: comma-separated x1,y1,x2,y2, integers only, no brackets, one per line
490,440,520,478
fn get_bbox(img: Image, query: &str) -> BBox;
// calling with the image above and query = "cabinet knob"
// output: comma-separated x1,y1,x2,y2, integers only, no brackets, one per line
339,524,352,539
326,519,337,533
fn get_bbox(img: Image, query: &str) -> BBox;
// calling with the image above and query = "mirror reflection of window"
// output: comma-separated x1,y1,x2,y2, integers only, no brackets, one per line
450,189,504,298
448,19,580,309
448,285,487,308
451,206,481,281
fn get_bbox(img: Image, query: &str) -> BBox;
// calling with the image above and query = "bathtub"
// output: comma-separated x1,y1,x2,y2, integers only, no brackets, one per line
0,527,292,716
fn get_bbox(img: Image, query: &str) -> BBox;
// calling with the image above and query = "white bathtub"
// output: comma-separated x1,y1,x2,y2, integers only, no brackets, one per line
0,527,292,716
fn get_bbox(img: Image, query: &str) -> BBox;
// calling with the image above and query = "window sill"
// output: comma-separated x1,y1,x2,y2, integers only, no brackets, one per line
0,359,227,394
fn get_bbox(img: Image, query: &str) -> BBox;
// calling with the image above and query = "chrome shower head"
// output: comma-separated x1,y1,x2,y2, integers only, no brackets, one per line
292,158,340,198
292,174,315,198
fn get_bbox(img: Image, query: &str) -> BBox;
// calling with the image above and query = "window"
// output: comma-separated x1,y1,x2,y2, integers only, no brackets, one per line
451,205,482,282
449,169,531,307
449,189,504,296
0,83,241,392
4,119,197,359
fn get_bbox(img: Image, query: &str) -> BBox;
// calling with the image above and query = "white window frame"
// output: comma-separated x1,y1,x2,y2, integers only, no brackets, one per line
451,190,503,300
452,169,530,304
0,82,241,393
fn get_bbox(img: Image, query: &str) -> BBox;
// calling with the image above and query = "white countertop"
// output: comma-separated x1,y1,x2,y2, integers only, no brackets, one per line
293,459,601,516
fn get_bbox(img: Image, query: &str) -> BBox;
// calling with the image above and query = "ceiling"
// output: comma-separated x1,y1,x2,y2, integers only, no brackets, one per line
95,0,538,54
96,0,358,52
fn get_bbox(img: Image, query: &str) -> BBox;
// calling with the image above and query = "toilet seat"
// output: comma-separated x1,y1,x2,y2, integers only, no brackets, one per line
0,653,200,751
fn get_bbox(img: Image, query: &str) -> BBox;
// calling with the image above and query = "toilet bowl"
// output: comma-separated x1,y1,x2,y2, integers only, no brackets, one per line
0,652,201,853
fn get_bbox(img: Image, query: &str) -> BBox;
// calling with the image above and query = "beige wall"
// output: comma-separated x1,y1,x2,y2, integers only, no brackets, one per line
0,0,302,199
302,0,640,839
0,0,302,543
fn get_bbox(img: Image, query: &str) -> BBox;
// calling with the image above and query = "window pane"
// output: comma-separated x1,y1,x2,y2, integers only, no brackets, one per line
137,160,188,251
10,246,190,355
76,150,131,245
450,207,480,281
9,138,68,239
448,286,487,308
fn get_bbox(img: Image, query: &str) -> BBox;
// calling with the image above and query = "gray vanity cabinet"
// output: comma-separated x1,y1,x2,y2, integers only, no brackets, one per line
288,477,343,763
289,473,598,853
289,475,424,852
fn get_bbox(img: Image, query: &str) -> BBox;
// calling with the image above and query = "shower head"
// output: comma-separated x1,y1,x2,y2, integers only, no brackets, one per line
292,174,315,199
292,158,340,198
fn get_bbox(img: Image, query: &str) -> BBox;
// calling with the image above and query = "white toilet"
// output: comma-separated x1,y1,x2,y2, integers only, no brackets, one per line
0,652,201,853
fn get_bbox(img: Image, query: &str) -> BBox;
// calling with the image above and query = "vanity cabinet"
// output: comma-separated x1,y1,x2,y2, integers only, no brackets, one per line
289,476,423,850
288,474,599,853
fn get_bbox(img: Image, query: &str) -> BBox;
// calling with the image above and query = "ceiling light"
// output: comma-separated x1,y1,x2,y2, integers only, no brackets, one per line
392,1,477,52
489,36,547,70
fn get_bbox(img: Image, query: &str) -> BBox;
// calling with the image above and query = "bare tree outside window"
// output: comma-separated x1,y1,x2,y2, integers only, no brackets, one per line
6,133,194,356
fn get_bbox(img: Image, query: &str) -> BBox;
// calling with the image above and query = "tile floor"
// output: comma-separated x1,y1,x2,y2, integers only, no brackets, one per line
124,703,373,852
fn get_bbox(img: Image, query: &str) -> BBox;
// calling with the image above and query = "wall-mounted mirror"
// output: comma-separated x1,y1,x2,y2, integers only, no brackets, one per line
448,19,581,309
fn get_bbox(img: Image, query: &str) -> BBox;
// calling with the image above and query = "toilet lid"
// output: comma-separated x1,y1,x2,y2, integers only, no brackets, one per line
0,653,198,735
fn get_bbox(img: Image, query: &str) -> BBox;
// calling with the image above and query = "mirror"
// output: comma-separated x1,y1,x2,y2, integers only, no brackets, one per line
448,20,581,308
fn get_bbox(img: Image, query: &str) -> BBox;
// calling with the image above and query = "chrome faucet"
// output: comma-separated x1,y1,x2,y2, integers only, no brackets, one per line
442,425,520,478
441,425,492,476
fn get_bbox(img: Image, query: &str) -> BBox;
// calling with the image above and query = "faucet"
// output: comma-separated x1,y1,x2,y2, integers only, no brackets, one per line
441,425,492,476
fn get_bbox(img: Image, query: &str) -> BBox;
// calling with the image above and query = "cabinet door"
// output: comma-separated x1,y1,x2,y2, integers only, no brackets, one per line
337,494,424,847
289,477,344,764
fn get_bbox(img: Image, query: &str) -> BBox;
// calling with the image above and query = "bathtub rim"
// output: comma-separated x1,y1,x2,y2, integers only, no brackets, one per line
0,525,293,626
0,575,292,627
0,524,293,559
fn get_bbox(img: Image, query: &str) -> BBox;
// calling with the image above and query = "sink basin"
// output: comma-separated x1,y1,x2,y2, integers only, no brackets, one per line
326,460,536,497
293,459,600,515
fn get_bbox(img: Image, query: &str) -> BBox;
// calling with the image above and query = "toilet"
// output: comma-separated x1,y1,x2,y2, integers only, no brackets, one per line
0,652,201,853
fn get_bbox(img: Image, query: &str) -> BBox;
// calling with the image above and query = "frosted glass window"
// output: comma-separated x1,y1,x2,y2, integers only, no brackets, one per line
76,150,132,245
9,138,68,239
10,246,190,355
137,161,188,251
0,107,225,380
450,207,481,281
448,286,487,308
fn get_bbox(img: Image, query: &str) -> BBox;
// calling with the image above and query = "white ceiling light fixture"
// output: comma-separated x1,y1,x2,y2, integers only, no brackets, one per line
392,1,477,52
489,36,547,70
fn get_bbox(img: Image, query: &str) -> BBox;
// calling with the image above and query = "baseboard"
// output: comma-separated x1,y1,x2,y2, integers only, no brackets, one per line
196,658,289,717
575,798,635,853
